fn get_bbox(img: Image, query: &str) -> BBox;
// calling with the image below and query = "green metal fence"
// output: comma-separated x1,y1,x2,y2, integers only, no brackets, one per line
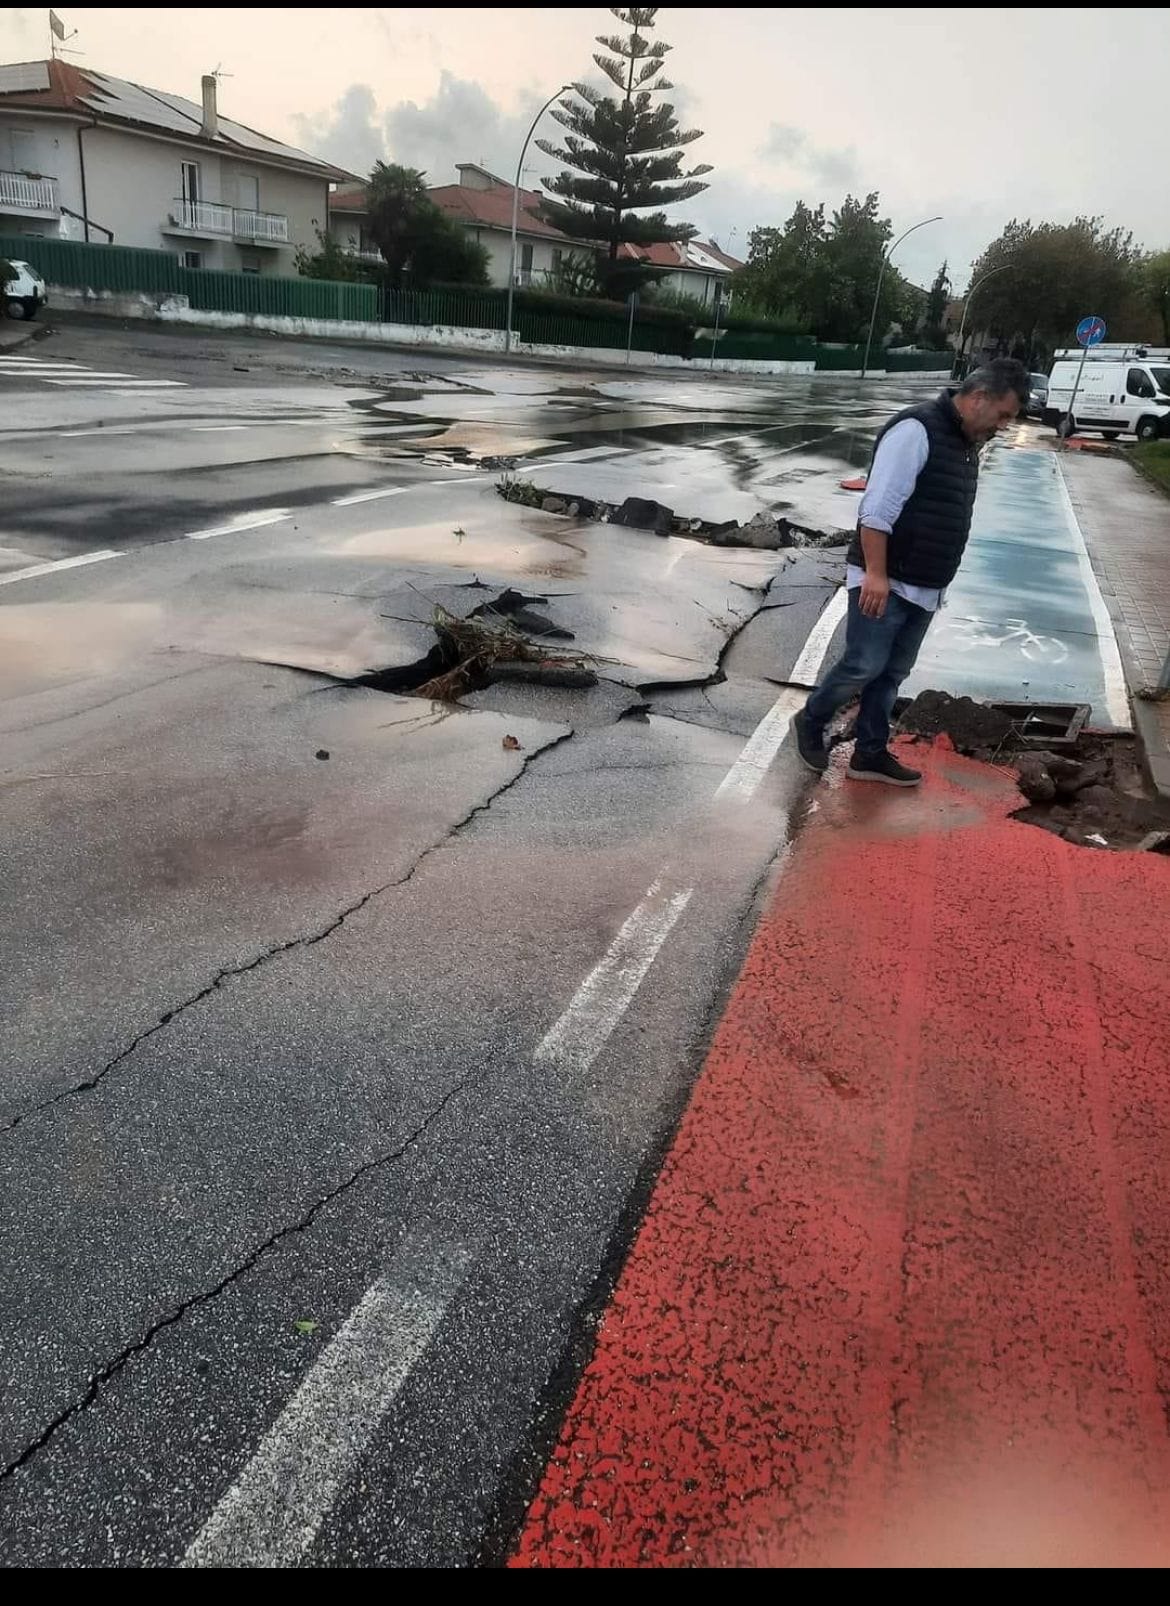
380,286,509,330
0,233,182,293
180,268,376,322
884,349,951,372
2,232,952,370
813,345,866,371
516,308,690,357
714,329,817,362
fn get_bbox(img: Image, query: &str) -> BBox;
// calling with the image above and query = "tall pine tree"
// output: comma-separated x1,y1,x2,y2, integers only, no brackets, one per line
537,7,711,299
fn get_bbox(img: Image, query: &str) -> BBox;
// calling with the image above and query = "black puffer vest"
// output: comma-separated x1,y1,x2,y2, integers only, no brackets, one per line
846,390,979,588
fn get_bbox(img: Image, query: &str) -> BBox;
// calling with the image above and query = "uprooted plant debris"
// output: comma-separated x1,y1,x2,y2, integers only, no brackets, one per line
495,476,846,552
895,689,1170,852
401,590,598,703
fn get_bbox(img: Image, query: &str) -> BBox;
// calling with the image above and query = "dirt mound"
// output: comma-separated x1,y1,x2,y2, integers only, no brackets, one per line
899,689,1014,756
898,691,1170,851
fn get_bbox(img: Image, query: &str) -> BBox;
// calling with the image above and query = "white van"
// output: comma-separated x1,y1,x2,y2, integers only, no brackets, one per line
1044,345,1170,441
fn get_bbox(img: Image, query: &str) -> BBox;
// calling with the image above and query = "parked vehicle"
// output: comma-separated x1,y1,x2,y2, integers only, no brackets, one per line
1044,345,1170,441
1026,372,1048,419
3,260,47,321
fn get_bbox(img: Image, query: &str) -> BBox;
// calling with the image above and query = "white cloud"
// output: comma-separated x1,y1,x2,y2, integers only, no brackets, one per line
758,122,859,189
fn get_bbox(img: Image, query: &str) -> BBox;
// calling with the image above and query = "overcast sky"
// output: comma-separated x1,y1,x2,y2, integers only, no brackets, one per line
3,7,1168,288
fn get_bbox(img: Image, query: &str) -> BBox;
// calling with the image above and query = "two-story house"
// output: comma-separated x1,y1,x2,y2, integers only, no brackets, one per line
328,163,742,303
0,58,354,275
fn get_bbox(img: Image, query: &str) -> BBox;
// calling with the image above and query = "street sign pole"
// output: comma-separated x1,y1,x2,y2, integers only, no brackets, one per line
1064,314,1107,440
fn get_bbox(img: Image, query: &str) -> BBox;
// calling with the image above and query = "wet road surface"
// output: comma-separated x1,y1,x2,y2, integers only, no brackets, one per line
0,319,1134,1565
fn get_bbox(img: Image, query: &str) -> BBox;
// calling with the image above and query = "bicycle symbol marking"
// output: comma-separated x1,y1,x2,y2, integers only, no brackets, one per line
936,615,1069,665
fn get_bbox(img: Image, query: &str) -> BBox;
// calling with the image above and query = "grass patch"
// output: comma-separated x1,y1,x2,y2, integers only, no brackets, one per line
1132,441,1170,496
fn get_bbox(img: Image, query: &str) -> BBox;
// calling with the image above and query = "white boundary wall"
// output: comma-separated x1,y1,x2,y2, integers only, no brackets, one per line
48,286,949,378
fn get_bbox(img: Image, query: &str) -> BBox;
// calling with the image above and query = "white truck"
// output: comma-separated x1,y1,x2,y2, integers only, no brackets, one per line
1044,344,1170,441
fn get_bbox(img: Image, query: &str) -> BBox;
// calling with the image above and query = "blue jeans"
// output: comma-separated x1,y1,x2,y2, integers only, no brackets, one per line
803,588,934,758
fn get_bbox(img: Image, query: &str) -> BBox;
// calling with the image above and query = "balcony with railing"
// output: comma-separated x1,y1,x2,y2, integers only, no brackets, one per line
165,199,289,245
0,170,59,217
231,208,289,245
167,197,234,236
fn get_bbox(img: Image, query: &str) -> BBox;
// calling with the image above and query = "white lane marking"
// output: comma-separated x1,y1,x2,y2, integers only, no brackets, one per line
43,377,187,387
534,878,695,1077
789,583,849,684
0,360,92,372
331,486,410,507
0,549,121,587
186,509,291,541
1053,458,1132,729
60,427,144,438
714,585,847,802
426,475,488,486
192,424,248,432
182,1246,468,1569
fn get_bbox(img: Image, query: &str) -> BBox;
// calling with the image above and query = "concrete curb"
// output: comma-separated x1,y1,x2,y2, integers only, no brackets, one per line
1131,695,1170,800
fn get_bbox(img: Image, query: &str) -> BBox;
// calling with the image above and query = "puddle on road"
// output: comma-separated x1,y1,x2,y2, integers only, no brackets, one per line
0,601,163,686
334,517,589,582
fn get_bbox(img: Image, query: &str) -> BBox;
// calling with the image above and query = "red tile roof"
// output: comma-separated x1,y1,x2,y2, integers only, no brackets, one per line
0,58,356,180
427,182,568,241
327,176,744,272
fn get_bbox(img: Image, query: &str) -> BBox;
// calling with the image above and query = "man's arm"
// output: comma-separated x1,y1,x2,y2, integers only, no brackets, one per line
855,419,929,618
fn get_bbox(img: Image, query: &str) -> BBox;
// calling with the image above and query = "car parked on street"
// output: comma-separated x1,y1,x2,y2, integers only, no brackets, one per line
2,260,48,320
1026,372,1048,418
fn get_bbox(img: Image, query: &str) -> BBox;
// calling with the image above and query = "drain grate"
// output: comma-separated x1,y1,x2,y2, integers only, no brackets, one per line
988,701,1090,748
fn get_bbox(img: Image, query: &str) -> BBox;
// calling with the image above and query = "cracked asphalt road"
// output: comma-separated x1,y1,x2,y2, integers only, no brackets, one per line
0,319,920,1566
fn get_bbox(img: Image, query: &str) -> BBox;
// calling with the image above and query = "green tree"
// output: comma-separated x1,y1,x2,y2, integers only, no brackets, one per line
734,193,903,343
919,259,950,347
736,202,827,329
966,217,1144,364
537,6,711,299
293,227,369,283
1142,248,1170,344
364,161,489,289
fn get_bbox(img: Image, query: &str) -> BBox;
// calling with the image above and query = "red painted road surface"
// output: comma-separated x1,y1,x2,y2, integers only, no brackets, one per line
514,741,1170,1568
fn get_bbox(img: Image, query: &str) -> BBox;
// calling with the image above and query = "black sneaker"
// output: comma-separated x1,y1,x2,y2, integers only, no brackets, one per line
793,710,828,775
846,749,922,787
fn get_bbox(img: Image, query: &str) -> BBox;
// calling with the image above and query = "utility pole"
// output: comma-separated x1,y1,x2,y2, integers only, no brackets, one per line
504,86,571,356
860,215,942,381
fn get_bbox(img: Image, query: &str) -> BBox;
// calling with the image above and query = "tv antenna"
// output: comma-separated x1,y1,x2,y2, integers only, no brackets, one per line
49,9,80,58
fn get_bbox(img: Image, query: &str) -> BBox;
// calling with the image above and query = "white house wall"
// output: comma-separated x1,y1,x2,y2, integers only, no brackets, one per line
0,111,85,238
2,117,330,272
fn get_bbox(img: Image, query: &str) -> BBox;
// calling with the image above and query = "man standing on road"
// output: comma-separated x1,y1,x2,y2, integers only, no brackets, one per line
794,359,1030,786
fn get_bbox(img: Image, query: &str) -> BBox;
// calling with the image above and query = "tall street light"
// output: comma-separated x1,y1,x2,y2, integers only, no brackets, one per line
951,263,1015,378
504,84,572,355
860,215,942,381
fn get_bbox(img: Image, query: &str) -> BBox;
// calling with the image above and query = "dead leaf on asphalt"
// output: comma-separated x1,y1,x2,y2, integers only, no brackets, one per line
503,734,522,751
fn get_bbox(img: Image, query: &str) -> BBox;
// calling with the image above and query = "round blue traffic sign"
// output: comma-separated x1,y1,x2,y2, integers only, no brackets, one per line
1076,315,1106,347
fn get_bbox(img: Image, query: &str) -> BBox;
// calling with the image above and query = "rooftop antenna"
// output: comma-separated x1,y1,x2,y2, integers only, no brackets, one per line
49,9,80,58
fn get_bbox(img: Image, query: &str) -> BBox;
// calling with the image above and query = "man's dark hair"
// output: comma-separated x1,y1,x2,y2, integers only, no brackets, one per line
957,357,1030,408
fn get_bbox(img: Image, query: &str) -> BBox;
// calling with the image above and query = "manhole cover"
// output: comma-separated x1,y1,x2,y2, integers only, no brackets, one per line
988,701,1090,747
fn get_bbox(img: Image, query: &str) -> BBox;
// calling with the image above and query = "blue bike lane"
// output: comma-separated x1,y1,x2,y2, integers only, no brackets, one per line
906,440,1131,729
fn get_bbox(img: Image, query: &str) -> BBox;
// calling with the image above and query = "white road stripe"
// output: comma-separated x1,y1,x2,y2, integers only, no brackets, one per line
789,583,848,684
714,585,846,801
186,509,291,540
331,486,410,507
0,549,121,587
182,1244,468,1569
43,377,187,387
534,878,695,1077
1054,458,1132,728
61,427,143,437
192,425,248,432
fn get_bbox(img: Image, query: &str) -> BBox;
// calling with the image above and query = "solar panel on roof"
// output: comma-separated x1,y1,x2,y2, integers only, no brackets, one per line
0,62,51,93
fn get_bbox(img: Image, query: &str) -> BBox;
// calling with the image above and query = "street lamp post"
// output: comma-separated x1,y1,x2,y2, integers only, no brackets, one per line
951,264,1015,379
504,84,571,355
860,215,942,381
